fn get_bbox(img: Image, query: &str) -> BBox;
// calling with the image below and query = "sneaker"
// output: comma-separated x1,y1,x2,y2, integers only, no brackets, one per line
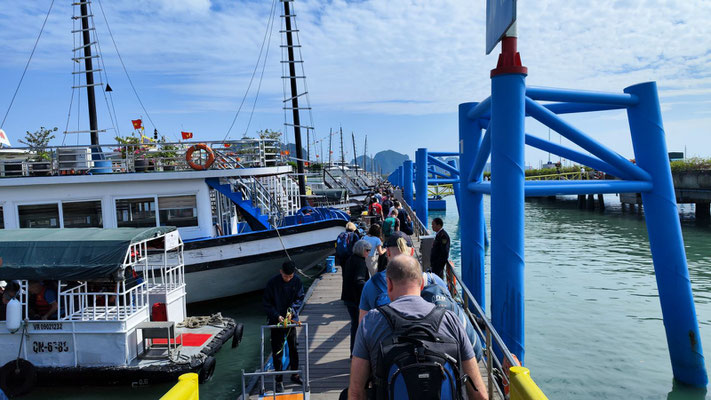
290,374,303,385
276,381,285,393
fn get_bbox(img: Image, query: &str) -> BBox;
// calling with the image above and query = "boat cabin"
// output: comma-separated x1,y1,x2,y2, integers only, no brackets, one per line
0,227,185,368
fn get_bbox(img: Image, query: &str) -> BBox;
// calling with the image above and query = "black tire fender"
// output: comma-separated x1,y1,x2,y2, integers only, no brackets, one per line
198,356,217,384
0,359,37,398
232,323,244,348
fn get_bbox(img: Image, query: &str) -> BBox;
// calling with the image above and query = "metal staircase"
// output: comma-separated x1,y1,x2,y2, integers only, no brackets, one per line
205,178,271,231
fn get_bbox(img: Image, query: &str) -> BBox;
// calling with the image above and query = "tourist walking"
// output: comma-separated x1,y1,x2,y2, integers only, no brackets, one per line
341,240,372,354
348,255,488,400
335,222,360,268
430,217,450,279
361,224,385,277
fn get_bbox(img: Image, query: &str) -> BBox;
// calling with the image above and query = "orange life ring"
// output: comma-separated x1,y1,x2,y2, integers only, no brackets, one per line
186,144,215,170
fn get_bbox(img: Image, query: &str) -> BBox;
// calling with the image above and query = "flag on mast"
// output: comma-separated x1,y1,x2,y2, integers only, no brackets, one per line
181,131,193,140
0,129,11,147
131,119,143,130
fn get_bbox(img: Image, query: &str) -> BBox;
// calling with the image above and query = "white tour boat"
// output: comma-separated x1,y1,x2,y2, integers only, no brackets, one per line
0,227,242,397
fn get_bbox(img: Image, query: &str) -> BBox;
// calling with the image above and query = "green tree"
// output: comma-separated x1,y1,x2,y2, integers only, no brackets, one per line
257,129,282,141
20,126,57,161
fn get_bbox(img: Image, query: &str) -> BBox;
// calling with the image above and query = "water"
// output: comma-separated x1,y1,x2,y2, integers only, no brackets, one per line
428,195,711,399
24,195,711,399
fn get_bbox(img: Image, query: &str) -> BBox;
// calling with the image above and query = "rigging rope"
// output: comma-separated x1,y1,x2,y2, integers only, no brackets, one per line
222,0,278,142
242,0,277,138
96,0,164,139
1,0,56,130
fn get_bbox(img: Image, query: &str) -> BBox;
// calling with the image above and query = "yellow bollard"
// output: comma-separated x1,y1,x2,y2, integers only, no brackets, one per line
509,366,548,400
160,373,199,400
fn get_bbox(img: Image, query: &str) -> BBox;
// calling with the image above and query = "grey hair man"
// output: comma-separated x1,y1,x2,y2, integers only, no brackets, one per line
349,255,488,400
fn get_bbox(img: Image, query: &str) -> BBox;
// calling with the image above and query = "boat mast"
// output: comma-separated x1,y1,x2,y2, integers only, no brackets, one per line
79,1,100,147
351,132,358,174
328,128,332,167
282,0,306,201
363,136,367,175
339,127,345,173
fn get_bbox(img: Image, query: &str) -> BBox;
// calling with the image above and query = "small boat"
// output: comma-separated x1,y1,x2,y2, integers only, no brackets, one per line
0,227,242,397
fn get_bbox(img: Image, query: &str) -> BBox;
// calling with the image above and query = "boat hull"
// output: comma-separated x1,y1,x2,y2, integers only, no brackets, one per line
183,219,346,303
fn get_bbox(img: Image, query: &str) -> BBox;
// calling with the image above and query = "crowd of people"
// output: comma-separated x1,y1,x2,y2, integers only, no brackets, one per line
262,184,486,399
338,186,487,399
0,280,58,321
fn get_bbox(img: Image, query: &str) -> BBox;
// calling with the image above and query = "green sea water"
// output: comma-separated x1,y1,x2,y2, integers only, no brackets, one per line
428,195,711,400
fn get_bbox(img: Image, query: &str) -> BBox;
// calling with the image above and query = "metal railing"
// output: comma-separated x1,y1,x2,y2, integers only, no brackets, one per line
58,280,149,321
444,261,547,399
0,139,283,178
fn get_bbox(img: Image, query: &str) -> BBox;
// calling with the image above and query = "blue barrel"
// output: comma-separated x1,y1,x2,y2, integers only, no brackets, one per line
326,256,336,273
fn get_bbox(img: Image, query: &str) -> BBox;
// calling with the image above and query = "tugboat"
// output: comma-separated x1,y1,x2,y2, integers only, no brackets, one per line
0,227,242,397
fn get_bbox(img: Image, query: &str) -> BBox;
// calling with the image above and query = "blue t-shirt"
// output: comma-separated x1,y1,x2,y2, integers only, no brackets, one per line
353,295,476,377
359,270,448,311
362,235,382,257
43,288,57,304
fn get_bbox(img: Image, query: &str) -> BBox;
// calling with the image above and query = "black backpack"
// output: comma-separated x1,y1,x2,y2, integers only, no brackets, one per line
374,305,465,400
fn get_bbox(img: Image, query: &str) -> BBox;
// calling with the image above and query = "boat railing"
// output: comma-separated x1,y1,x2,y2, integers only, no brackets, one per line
444,261,548,399
0,139,284,178
57,280,149,322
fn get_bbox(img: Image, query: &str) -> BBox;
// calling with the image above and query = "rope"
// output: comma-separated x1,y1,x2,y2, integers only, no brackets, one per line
272,217,315,279
96,0,163,137
177,313,225,329
223,0,278,141
242,5,277,138
1,0,56,129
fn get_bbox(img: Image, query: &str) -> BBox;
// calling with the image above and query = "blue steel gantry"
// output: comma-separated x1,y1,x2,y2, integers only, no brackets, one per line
388,36,707,388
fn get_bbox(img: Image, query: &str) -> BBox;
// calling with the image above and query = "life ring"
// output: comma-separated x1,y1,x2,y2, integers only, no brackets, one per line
186,144,215,170
0,359,37,397
198,356,217,383
232,323,244,348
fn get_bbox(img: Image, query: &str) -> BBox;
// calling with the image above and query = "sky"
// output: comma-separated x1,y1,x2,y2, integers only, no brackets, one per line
0,0,710,169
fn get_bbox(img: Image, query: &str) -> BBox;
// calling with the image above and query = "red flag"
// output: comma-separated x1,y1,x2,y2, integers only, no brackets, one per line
181,131,193,140
131,119,143,130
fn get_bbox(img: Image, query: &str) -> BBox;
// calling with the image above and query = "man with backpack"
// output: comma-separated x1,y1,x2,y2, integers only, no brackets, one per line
381,209,399,239
335,222,360,268
349,255,488,400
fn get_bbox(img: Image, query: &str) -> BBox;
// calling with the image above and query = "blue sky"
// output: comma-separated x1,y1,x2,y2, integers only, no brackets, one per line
0,0,710,167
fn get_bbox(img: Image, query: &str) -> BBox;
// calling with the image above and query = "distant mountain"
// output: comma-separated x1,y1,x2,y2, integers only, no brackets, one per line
350,150,409,175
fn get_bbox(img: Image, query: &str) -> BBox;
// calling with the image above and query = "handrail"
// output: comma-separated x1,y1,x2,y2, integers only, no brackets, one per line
509,366,549,400
393,189,428,238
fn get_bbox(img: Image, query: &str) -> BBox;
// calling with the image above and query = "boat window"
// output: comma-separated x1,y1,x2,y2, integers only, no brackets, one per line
159,195,198,227
0,206,4,229
18,203,60,228
63,200,103,228
115,198,156,228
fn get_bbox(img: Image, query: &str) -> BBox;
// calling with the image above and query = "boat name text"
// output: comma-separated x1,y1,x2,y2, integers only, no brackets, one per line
32,341,70,353
32,323,63,330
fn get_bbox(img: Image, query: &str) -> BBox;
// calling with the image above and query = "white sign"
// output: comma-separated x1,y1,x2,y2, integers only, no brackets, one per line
486,0,517,55
165,230,180,250
0,129,10,147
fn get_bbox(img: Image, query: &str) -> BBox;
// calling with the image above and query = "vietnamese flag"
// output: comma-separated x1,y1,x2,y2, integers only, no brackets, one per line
131,119,143,130
181,131,193,140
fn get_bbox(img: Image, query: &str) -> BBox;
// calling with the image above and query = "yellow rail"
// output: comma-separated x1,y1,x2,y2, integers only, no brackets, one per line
509,366,548,400
161,373,199,400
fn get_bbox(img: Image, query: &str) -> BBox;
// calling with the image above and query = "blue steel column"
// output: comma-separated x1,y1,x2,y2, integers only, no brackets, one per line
415,148,429,226
403,160,414,207
490,74,527,361
625,82,708,387
459,103,486,309
447,159,461,216
397,166,404,188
